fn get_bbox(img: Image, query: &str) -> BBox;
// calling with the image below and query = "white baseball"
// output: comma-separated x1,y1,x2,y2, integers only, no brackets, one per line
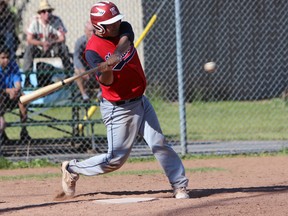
204,61,216,73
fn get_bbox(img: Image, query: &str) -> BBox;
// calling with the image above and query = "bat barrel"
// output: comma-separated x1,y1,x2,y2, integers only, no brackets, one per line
19,67,99,105
19,81,64,105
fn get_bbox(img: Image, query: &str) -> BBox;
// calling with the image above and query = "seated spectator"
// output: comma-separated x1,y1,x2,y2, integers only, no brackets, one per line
0,0,19,61
0,44,30,142
73,21,100,101
23,0,72,85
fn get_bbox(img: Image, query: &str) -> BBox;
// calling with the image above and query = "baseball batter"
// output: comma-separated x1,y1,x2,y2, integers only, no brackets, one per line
60,1,189,199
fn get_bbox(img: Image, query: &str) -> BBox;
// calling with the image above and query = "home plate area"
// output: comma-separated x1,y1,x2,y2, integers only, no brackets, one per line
93,197,158,204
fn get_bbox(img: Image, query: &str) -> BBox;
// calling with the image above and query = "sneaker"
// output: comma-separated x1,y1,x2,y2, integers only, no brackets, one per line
61,161,79,197
173,187,189,199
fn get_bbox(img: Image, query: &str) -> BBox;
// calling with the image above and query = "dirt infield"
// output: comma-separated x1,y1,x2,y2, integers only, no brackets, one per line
0,155,288,216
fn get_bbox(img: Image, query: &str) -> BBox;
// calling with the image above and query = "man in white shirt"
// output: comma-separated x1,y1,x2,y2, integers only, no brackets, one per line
23,0,72,85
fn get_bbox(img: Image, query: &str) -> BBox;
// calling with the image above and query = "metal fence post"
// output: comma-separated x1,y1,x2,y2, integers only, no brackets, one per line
175,0,187,155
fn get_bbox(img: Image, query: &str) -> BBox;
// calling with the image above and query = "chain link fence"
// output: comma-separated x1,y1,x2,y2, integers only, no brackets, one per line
143,0,288,147
0,0,288,161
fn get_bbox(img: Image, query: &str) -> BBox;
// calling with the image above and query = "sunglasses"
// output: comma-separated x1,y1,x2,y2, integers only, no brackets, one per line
39,9,52,14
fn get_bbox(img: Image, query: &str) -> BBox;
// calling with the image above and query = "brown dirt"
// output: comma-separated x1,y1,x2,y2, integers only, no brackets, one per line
0,155,288,216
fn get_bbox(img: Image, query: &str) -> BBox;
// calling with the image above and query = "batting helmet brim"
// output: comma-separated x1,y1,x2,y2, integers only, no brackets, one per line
97,14,124,25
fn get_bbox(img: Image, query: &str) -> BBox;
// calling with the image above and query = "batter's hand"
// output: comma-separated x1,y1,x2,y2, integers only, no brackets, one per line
97,62,114,85
97,61,111,73
107,53,122,67
97,53,122,74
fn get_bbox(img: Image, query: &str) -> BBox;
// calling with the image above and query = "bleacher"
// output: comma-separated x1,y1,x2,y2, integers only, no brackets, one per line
1,57,102,157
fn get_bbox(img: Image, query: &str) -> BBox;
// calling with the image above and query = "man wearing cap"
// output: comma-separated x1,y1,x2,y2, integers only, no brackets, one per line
22,0,72,84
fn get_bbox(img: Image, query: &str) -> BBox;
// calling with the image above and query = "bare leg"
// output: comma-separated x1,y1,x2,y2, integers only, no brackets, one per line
18,101,30,140
74,69,89,101
0,116,6,156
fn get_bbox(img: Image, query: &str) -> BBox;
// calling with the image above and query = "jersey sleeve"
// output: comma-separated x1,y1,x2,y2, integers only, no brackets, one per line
85,50,104,79
119,21,134,43
85,50,103,68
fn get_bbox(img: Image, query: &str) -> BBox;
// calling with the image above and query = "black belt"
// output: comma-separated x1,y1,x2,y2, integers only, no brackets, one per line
114,96,142,105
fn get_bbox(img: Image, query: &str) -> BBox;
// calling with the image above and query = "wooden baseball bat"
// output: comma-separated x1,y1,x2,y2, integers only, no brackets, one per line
19,66,99,105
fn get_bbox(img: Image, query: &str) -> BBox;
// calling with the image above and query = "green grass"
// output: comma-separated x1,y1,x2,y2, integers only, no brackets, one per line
1,148,287,170
153,98,288,141
0,157,57,169
0,173,59,181
0,166,225,181
4,98,288,140
5,106,106,139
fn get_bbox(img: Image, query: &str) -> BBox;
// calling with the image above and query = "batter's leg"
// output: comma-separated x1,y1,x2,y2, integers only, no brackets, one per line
68,99,142,175
139,96,189,189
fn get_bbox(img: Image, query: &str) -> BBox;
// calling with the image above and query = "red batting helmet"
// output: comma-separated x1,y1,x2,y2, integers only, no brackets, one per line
90,1,124,34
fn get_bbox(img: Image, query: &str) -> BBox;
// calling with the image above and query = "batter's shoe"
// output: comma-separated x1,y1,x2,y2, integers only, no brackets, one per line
173,187,189,199
61,161,79,197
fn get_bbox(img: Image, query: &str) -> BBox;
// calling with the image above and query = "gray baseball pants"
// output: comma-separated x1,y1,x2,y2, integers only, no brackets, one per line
68,95,188,189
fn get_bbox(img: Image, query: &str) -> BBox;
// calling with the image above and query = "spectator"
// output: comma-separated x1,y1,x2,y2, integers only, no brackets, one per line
73,21,100,101
0,0,19,61
0,44,30,143
22,0,72,85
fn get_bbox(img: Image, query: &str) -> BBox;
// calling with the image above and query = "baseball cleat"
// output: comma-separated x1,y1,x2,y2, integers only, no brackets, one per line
173,187,189,199
61,161,79,197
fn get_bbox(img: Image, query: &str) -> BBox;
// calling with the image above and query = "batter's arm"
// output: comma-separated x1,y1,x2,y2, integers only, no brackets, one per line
85,50,114,85
107,35,131,67
97,36,131,85
106,21,134,67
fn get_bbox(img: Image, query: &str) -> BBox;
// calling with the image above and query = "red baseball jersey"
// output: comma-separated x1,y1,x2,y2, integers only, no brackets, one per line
85,34,146,102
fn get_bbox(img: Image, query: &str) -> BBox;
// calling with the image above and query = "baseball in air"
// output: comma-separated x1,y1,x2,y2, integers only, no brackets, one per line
204,61,216,73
